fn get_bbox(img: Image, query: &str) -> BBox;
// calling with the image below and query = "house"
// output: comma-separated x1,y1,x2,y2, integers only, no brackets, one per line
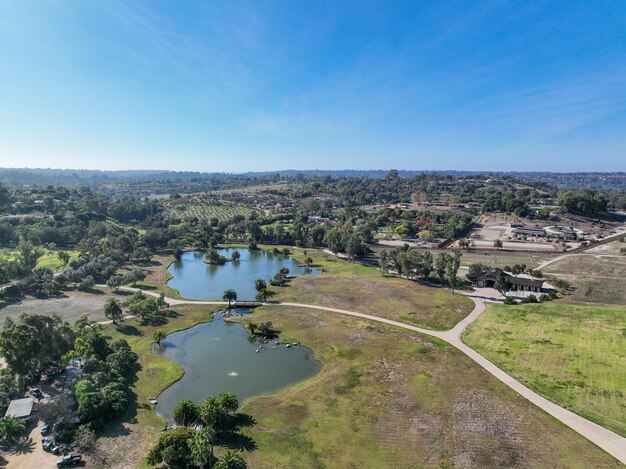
5,397,34,419
467,268,544,293
512,227,546,237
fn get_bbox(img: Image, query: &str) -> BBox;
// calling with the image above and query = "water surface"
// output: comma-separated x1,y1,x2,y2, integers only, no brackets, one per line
154,313,320,421
167,248,319,300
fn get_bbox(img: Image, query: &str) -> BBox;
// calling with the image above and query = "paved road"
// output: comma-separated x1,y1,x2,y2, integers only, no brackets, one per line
112,286,626,464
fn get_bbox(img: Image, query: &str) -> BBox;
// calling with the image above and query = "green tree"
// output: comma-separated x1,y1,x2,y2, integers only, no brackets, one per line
223,289,237,308
214,450,248,469
147,427,195,468
106,275,123,292
494,275,510,298
217,392,239,414
325,227,344,256
173,399,199,427
16,240,44,274
153,329,167,347
231,249,241,261
0,416,26,443
493,239,503,250
104,298,123,324
57,250,71,266
156,292,169,311
191,427,217,468
254,278,267,294
0,313,74,376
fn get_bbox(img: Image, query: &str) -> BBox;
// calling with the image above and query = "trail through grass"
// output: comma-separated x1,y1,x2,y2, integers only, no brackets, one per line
463,302,626,437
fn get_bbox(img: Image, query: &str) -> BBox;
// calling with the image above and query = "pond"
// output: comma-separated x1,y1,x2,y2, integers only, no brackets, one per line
154,312,321,421
167,248,320,300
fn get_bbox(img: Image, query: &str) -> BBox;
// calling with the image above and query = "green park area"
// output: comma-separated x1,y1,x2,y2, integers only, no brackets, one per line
277,249,474,331
463,302,626,437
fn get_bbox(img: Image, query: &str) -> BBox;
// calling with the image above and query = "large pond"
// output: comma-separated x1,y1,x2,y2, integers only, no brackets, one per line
154,312,321,421
167,248,320,300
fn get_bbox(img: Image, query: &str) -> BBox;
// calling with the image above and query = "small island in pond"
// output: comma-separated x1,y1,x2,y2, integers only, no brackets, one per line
205,247,241,265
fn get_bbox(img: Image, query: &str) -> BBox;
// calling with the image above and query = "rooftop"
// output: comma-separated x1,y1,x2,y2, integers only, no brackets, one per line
5,397,34,418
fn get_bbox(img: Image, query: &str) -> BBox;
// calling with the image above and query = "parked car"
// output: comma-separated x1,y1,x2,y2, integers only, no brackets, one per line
56,454,82,468
41,423,50,435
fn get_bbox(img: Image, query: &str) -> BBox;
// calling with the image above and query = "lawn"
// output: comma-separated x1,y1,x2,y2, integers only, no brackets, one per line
276,249,474,330
463,302,626,437
226,305,619,468
35,249,79,270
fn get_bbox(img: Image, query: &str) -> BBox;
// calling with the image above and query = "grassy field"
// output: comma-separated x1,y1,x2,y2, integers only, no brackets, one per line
463,302,626,437
168,198,260,222
35,249,79,270
543,254,626,277
277,249,474,331
542,254,626,304
226,305,619,468
0,248,79,271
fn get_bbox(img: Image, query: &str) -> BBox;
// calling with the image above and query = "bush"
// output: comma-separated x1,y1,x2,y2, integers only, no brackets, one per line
539,293,550,302
526,294,539,303
503,296,516,305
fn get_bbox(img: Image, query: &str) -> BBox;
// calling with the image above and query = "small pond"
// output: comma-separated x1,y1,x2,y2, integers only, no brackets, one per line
154,311,321,421
167,248,320,300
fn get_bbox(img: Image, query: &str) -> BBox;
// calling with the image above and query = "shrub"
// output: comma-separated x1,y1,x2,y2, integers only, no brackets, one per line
503,296,516,305
526,294,539,303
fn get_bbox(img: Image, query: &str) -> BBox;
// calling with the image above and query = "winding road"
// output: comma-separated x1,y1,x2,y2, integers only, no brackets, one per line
108,286,626,464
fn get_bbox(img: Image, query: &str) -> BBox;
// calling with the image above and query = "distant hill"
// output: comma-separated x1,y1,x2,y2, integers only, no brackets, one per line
0,167,624,190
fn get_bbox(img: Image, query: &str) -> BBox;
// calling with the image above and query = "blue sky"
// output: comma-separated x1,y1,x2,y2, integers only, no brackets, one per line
1,1,625,172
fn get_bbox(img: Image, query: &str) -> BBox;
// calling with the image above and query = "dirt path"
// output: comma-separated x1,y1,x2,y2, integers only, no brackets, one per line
113,285,626,463
3,421,59,469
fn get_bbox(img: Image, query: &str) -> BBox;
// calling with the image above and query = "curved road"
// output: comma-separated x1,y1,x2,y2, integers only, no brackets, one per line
110,286,626,464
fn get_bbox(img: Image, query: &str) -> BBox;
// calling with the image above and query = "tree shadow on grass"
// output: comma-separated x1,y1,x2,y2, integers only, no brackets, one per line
217,432,257,452
115,324,142,337
140,309,181,327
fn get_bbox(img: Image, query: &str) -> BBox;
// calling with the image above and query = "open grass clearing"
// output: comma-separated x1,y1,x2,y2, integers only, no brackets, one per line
543,254,626,277
463,302,626,437
226,305,619,468
277,249,473,331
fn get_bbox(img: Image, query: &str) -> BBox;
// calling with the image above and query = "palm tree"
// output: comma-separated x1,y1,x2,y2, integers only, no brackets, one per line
153,329,167,347
223,289,237,308
217,392,239,414
254,278,267,293
104,298,123,324
305,256,313,267
214,450,247,469
172,399,199,427
191,427,217,469
0,416,26,443
199,397,230,433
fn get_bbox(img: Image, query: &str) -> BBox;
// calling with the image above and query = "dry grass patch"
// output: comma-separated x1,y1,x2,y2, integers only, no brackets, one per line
277,250,473,330
229,306,619,468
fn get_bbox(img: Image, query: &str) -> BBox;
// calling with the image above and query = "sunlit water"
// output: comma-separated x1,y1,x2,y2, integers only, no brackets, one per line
154,312,321,421
167,248,320,300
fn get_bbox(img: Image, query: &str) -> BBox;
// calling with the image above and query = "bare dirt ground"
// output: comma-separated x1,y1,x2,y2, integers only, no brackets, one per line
0,289,116,323
3,421,59,469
